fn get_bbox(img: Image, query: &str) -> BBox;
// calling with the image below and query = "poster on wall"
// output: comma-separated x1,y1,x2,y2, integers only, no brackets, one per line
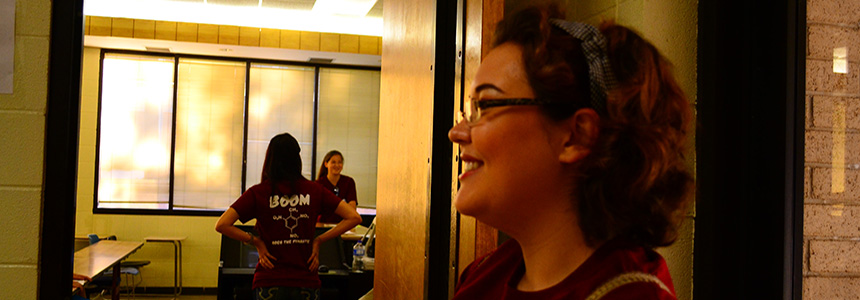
0,0,14,94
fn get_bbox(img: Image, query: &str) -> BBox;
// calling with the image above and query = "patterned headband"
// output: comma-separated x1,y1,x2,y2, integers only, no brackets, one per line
549,19,616,115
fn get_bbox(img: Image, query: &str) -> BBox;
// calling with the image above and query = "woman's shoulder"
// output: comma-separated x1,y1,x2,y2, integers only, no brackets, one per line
457,240,523,286
589,273,676,299
454,239,676,300
578,240,675,299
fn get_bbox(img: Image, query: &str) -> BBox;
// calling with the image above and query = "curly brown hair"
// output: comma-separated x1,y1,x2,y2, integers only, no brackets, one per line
493,4,694,248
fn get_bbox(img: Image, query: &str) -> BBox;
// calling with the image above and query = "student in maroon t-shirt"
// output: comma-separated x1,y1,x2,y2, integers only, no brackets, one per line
448,4,694,299
216,133,362,300
315,150,358,224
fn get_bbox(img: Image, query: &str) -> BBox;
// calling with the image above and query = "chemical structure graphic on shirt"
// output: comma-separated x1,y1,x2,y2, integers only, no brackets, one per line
272,207,309,238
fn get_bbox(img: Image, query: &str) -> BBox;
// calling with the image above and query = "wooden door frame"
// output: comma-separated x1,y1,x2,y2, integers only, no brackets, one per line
40,0,84,299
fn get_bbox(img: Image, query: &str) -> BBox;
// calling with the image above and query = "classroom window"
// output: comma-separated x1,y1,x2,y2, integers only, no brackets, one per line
246,64,317,184
97,53,175,209
316,68,380,208
172,59,247,211
95,51,379,214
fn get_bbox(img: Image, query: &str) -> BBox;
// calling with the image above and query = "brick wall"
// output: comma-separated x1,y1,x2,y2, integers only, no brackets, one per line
805,0,860,298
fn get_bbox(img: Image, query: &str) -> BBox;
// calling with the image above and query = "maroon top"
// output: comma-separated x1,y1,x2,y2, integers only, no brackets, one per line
231,179,342,289
315,175,357,223
453,238,677,300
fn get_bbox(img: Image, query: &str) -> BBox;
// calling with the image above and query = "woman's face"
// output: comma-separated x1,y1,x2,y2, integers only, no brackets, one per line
448,43,570,225
325,155,344,176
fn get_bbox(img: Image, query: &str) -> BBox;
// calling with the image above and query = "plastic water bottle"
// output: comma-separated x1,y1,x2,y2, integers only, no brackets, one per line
352,240,365,271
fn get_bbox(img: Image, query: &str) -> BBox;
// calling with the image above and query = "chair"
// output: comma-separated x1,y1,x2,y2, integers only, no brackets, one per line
85,234,150,298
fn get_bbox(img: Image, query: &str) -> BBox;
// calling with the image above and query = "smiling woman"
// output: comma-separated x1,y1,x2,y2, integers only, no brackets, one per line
316,150,359,223
449,4,694,299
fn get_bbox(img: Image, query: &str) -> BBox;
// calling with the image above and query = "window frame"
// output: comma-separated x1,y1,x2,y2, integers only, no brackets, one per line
92,49,380,216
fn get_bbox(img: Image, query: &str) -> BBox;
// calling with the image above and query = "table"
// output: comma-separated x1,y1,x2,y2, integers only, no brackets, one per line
316,223,371,241
145,236,186,296
74,240,144,300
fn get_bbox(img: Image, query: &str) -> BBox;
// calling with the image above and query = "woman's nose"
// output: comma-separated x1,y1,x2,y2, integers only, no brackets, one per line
448,119,471,144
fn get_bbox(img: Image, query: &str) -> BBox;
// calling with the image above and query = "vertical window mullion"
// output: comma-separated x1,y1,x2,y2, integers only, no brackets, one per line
169,56,179,212
93,50,106,212
311,66,321,181
241,62,251,193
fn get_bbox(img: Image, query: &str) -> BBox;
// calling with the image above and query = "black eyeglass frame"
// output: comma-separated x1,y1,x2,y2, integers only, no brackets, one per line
461,98,559,125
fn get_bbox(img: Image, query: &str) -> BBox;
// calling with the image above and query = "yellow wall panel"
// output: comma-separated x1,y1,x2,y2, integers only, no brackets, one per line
198,24,218,44
177,22,198,42
339,34,360,53
239,27,260,47
260,28,280,48
320,33,340,52
89,16,111,36
82,17,385,56
280,30,301,49
359,36,379,55
111,18,134,38
155,21,177,41
219,25,240,45
133,19,155,39
300,32,320,51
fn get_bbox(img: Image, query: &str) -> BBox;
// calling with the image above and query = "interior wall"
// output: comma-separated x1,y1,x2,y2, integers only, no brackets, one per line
374,0,437,298
563,1,698,299
0,0,51,299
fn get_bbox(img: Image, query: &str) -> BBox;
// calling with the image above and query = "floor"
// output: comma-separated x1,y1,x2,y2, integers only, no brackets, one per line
90,294,216,300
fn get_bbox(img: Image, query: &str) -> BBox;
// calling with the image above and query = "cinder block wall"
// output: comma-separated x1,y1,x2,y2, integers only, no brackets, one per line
0,1,51,299
804,0,860,298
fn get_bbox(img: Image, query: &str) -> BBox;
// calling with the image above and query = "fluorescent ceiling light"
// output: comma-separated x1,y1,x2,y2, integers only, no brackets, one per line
83,0,382,36
313,0,378,17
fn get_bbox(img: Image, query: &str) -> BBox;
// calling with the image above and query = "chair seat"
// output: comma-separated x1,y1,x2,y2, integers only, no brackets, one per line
104,266,141,276
121,260,151,268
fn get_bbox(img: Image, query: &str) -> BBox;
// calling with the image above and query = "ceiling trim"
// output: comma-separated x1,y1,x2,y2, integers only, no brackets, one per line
85,35,382,67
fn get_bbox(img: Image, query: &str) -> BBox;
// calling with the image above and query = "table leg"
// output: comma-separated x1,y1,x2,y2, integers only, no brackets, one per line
177,240,183,295
145,238,184,297
173,241,178,296
111,263,120,300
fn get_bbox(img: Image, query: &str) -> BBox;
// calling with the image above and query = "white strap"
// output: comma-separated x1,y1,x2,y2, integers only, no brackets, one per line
585,272,673,300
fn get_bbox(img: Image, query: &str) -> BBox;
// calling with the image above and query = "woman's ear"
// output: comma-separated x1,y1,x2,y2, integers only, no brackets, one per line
558,108,600,163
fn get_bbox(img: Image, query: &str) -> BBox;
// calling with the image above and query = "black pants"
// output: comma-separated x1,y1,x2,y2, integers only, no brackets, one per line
255,286,320,300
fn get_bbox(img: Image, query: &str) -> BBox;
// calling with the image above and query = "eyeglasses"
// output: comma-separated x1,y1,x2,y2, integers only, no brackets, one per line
459,98,556,126
333,187,340,197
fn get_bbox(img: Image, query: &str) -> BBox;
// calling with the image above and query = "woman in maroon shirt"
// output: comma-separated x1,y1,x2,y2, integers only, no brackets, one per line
216,133,361,300
448,4,693,300
316,150,358,224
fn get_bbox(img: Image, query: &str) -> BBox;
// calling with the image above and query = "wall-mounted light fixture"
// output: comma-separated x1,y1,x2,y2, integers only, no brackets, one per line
833,47,848,74
312,0,378,17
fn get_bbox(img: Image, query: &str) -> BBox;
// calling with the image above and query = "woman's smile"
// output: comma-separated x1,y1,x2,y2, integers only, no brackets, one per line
459,154,484,180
